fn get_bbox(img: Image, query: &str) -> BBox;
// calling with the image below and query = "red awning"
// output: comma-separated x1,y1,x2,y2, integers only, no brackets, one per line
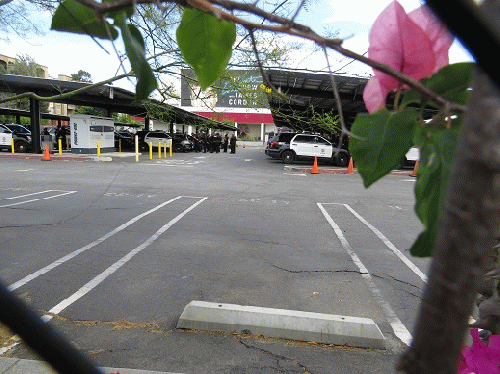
194,112,274,124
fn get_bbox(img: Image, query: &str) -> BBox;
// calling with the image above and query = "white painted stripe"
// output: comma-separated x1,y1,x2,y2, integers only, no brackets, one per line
43,191,77,200
48,197,207,316
317,203,412,346
0,342,19,355
8,196,184,291
6,190,53,199
0,198,39,208
343,204,427,283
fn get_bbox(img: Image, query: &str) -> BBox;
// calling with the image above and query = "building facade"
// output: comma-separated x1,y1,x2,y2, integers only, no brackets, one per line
180,69,276,141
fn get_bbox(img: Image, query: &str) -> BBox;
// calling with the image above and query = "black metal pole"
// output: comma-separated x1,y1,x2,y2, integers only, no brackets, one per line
29,97,41,154
0,280,103,374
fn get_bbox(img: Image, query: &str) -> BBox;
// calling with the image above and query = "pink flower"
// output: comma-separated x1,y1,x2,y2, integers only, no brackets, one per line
458,329,500,374
363,1,454,113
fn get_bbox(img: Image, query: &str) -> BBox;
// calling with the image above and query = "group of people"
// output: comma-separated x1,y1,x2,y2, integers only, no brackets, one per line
190,133,237,154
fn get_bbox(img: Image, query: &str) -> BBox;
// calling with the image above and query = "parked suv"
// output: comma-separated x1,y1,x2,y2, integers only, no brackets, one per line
136,130,172,151
166,133,194,152
269,133,350,166
0,124,30,152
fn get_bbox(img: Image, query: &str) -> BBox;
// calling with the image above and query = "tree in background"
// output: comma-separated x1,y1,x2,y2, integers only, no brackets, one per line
71,70,93,83
0,54,49,123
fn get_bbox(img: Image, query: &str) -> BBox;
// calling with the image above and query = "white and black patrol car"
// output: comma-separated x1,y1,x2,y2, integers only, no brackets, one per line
266,133,349,167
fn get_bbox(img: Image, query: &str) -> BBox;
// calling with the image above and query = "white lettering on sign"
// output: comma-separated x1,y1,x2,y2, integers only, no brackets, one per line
73,123,78,145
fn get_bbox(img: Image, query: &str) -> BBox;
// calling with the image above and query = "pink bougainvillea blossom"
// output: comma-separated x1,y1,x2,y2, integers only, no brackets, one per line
363,0,454,113
458,329,500,374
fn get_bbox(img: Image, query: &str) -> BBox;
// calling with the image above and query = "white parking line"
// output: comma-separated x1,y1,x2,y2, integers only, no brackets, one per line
317,203,412,346
43,191,77,200
6,190,53,199
343,204,427,283
0,199,40,208
8,196,185,291
46,197,207,317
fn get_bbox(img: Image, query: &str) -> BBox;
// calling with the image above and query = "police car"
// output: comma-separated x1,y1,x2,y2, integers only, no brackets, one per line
279,133,350,166
0,124,30,152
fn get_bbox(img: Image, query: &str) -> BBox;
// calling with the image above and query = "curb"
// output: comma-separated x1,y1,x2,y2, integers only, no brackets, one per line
0,154,89,162
0,152,140,162
177,301,386,349
0,358,184,374
284,165,415,176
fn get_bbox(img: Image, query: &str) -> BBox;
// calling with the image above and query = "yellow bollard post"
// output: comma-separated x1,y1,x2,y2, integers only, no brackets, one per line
135,135,139,162
149,142,153,160
169,139,172,157
164,143,167,157
158,141,162,159
58,139,62,155
66,138,70,150
97,141,101,158
11,138,14,153
119,138,122,153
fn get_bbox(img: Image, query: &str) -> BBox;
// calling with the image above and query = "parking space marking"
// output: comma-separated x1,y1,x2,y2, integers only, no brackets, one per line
317,203,412,346
42,191,77,200
0,198,40,208
8,196,187,291
343,204,427,283
6,190,54,199
0,190,77,208
46,197,207,318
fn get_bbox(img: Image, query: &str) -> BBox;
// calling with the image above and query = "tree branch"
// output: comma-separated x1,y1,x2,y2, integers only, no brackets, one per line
74,0,468,114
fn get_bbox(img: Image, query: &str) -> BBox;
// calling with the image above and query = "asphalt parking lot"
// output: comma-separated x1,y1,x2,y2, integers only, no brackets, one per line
0,147,427,373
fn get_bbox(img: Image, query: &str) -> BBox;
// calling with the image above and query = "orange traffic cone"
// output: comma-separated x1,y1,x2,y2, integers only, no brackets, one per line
347,157,354,174
411,160,419,177
311,156,319,174
41,144,51,161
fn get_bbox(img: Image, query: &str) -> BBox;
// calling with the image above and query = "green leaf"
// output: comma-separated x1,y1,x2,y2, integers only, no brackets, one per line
51,0,118,40
176,8,236,90
424,62,474,105
410,128,459,257
115,16,157,100
349,108,418,187
401,62,474,110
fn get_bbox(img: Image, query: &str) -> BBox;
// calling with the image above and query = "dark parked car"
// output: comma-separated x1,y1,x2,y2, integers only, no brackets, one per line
166,133,194,152
114,131,134,150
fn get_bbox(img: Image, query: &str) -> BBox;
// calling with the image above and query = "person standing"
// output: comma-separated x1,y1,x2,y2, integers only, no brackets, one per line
214,133,221,153
230,134,236,154
223,133,229,153
202,133,208,153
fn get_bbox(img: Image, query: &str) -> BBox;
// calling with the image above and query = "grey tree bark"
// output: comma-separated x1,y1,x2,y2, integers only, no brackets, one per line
397,68,500,373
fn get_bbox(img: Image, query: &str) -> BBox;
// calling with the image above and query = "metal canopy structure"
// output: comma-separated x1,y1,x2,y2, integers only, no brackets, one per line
264,69,369,131
0,74,236,152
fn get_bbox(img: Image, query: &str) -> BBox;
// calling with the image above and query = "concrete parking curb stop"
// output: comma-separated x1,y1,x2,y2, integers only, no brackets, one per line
177,301,386,349
0,358,184,374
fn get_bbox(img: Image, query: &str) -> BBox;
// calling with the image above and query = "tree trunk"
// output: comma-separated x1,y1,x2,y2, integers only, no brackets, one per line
396,69,500,373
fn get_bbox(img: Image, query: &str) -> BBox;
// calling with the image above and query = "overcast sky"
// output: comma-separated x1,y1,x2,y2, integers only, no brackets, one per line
1,0,473,93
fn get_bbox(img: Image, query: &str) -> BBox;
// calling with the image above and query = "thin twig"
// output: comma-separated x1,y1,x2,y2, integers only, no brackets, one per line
73,0,468,114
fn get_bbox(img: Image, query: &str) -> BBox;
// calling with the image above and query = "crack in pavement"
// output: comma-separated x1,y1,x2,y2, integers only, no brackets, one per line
264,258,424,292
239,339,313,374
376,272,423,290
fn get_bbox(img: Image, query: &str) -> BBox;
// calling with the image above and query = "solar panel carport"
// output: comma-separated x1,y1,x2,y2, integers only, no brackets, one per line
0,74,236,153
264,69,369,132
